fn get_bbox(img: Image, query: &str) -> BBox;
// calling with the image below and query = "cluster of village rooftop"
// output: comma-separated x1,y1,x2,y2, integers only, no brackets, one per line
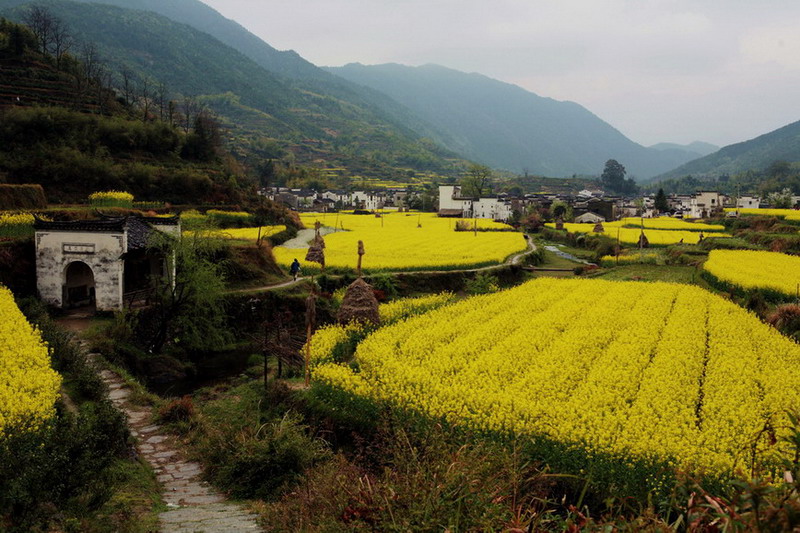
262,186,799,223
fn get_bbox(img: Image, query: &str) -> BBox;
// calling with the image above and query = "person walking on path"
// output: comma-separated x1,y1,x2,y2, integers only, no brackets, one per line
290,258,301,281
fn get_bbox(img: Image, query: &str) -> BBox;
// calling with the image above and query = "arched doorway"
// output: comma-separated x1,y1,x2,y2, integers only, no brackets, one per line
63,261,96,308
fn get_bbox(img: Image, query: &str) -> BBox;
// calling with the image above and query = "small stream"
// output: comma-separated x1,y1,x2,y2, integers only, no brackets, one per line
544,245,593,264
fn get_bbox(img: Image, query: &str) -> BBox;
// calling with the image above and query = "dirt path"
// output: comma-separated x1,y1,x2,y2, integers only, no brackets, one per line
233,235,538,294
65,331,262,532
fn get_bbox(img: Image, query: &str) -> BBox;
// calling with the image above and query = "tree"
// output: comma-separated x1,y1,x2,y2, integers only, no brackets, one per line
461,163,492,198
119,67,134,106
145,234,230,355
600,159,626,192
654,188,669,213
600,159,639,195
48,16,72,68
767,188,794,209
24,5,53,56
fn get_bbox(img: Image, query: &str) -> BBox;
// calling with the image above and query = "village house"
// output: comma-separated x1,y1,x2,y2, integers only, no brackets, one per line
574,212,606,224
34,215,180,311
737,195,761,209
689,191,723,218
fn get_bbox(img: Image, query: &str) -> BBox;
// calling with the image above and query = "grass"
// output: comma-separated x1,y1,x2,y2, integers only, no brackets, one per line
591,264,711,288
82,458,164,533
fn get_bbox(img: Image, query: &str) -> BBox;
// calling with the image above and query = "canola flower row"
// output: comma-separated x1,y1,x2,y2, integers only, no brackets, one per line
307,292,456,367
614,217,726,232
184,225,286,241
274,212,527,271
312,278,800,477
88,190,134,207
703,250,800,298
724,208,800,221
0,285,61,434
0,212,35,226
599,251,662,267
547,222,731,245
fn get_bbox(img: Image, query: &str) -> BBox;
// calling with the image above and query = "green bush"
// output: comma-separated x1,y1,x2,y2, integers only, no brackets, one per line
466,272,500,295
0,400,129,531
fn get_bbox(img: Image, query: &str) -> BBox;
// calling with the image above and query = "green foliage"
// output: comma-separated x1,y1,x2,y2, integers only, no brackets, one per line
466,272,500,295
654,187,669,212
460,163,493,197
193,381,329,500
0,401,129,531
368,273,399,300
0,106,247,203
600,159,639,195
137,234,231,355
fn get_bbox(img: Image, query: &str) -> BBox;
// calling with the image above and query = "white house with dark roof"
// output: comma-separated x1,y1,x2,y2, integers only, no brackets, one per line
34,215,180,311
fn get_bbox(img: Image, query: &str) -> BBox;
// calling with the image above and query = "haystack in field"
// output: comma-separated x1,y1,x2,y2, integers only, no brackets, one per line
305,238,325,266
337,278,380,326
638,231,649,248
555,217,564,231
593,222,605,233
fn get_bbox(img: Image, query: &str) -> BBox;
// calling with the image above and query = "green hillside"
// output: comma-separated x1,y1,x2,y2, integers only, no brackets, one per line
652,119,800,182
63,0,462,152
327,63,700,179
0,0,465,179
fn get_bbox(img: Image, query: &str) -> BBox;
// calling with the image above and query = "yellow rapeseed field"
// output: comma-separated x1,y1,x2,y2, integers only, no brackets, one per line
547,221,730,245
311,278,800,477
274,212,527,271
0,286,61,433
724,208,800,221
186,225,286,241
704,250,800,297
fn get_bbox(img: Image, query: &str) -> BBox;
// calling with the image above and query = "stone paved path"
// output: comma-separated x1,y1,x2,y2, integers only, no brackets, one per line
77,340,262,533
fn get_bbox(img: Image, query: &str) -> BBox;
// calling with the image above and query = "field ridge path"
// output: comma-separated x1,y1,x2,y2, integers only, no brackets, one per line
74,338,262,533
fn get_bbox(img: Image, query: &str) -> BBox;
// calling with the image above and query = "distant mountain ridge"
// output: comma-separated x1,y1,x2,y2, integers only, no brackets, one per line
326,63,702,179
649,141,719,157
652,120,800,181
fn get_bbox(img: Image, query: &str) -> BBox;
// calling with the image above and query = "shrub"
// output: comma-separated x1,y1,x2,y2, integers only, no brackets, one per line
0,184,46,210
466,272,499,295
767,304,800,341
158,396,196,424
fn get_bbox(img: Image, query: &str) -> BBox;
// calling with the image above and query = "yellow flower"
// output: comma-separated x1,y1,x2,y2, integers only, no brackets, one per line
309,278,800,478
0,285,61,434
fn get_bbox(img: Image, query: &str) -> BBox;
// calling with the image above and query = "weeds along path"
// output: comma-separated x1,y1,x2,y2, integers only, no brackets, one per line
230,234,537,294
73,338,263,533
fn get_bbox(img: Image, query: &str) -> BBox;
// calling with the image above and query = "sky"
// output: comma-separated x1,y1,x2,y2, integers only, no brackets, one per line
201,0,800,148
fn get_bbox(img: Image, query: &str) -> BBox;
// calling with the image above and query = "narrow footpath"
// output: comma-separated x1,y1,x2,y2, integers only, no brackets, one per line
72,338,262,532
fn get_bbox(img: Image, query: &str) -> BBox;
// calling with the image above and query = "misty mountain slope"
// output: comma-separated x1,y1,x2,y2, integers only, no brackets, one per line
653,120,800,181
650,141,718,157
0,0,464,172
327,63,699,178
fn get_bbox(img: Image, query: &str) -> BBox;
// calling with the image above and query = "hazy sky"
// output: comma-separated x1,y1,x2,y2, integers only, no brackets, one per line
201,0,800,148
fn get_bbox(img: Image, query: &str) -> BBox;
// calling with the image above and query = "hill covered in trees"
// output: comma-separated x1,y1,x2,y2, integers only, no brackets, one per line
0,0,466,181
652,119,800,183
0,18,258,204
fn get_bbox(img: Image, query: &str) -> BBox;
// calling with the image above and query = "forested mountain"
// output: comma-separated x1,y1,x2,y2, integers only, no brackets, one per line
0,0,464,178
652,120,800,182
327,63,701,179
